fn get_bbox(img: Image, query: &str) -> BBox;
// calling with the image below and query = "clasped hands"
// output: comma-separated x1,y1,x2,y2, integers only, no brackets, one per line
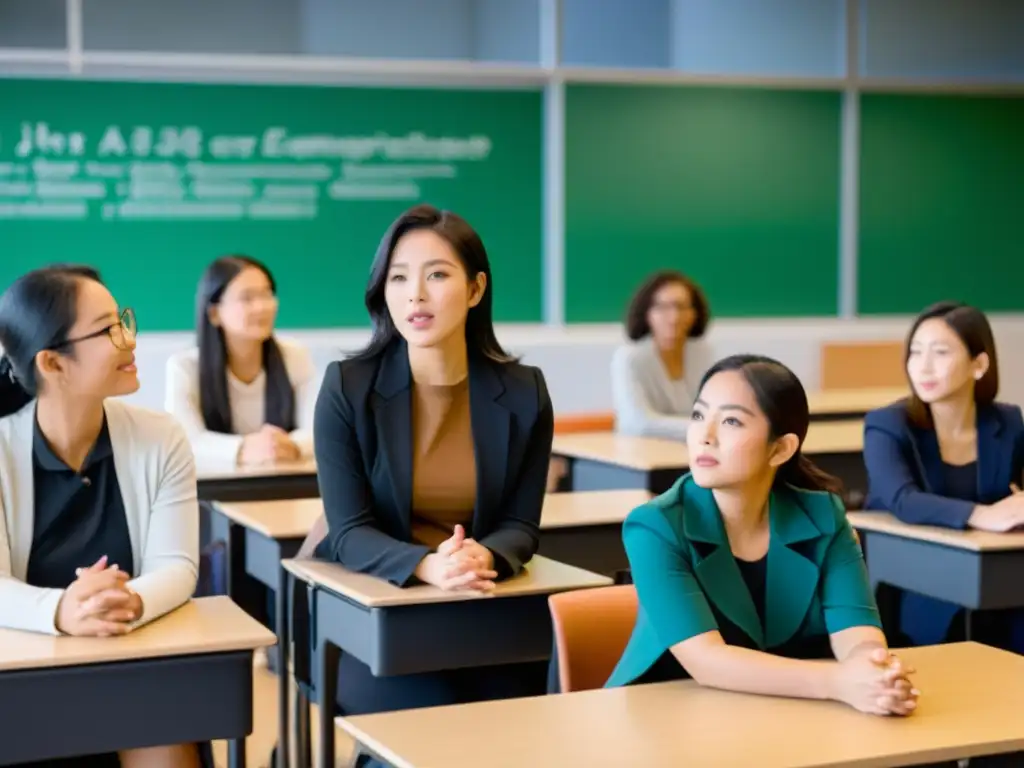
414,524,498,593
55,555,143,637
834,646,920,717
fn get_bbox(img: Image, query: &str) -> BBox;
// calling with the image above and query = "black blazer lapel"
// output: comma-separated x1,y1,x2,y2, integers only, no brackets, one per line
469,359,510,537
374,343,414,538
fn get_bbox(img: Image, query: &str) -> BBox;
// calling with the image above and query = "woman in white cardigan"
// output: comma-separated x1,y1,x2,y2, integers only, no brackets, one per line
611,270,712,441
0,265,200,768
165,255,316,468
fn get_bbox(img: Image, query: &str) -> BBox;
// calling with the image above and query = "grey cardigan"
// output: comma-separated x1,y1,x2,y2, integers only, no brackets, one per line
611,338,711,441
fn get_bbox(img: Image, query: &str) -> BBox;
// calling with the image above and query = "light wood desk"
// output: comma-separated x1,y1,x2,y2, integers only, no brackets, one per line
339,642,1024,768
553,420,865,497
806,386,906,421
284,555,612,768
0,597,275,767
849,511,1024,638
197,457,319,503
538,489,651,577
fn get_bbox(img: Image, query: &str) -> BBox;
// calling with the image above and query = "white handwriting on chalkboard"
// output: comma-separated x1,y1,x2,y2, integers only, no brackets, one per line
11,122,493,163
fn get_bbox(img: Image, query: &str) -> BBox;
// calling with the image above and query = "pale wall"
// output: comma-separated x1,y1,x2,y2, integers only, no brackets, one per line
124,315,1024,416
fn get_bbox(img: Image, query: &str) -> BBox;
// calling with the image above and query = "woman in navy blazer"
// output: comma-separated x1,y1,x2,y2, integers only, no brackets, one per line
310,205,554,760
864,301,1024,649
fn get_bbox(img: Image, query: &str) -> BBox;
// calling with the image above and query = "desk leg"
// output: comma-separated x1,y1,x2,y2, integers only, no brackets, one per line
229,738,247,768
317,636,340,768
295,693,311,768
277,565,291,768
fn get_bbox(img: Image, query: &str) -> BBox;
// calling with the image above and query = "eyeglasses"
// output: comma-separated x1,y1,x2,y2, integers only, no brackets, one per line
52,307,137,352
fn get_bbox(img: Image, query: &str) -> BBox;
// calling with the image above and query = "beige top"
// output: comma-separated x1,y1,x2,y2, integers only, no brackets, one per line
338,642,1024,768
410,378,476,548
0,596,275,672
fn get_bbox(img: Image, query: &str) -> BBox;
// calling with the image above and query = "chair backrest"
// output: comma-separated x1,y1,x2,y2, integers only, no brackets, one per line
548,585,638,693
820,340,905,390
553,412,616,434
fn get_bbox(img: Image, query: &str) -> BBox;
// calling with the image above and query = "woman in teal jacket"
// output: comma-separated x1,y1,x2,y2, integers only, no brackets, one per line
607,354,919,718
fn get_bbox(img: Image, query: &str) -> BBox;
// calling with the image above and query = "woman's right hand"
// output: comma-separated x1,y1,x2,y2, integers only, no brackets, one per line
830,647,919,716
968,492,1024,532
55,559,134,637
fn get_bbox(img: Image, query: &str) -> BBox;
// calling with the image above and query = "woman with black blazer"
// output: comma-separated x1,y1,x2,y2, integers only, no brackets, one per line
311,205,554,741
864,301,1024,653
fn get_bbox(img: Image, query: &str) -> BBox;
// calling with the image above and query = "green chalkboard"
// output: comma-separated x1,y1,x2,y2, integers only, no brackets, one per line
0,78,543,330
859,94,1024,315
564,85,842,322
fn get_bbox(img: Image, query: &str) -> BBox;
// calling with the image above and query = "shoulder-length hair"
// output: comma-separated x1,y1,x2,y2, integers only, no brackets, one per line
350,204,514,363
625,270,710,341
904,301,998,429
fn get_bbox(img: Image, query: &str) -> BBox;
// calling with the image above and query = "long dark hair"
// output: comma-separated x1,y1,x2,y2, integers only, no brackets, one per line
350,204,514,363
903,301,998,429
196,255,295,434
625,269,710,341
697,354,843,496
0,264,103,418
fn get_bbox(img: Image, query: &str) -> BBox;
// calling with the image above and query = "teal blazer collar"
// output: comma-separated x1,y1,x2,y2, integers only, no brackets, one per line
680,476,835,649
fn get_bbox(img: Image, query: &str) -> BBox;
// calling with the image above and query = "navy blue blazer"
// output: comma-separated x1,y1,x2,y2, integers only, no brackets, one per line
863,400,1024,529
312,339,554,587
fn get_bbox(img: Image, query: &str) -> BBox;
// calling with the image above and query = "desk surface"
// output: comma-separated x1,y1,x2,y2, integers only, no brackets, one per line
0,596,275,673
216,497,323,539
217,489,652,540
540,489,652,529
806,386,906,415
553,420,863,470
849,511,1024,552
283,555,612,608
196,458,317,482
339,642,1024,768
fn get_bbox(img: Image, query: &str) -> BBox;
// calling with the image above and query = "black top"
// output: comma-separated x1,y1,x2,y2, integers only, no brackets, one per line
26,416,133,590
630,552,831,686
941,461,978,503
310,340,554,587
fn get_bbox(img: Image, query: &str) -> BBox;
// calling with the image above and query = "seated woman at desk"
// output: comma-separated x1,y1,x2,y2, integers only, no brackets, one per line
311,204,554,725
165,254,316,468
612,269,712,440
0,265,200,768
863,301,1024,649
606,354,919,718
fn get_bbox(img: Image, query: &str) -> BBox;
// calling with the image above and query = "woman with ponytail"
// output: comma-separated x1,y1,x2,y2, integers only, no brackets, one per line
0,265,200,767
606,355,919,717
165,255,316,468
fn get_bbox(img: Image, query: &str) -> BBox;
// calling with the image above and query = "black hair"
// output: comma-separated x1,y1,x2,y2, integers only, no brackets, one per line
195,255,295,434
0,264,104,418
697,353,843,496
903,301,998,429
350,203,515,363
625,269,710,341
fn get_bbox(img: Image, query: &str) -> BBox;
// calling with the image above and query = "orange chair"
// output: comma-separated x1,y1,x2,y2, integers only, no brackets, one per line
553,411,615,434
548,585,638,693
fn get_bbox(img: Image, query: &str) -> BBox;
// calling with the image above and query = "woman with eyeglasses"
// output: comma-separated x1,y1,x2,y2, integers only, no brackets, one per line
165,255,316,468
0,264,201,768
612,270,713,440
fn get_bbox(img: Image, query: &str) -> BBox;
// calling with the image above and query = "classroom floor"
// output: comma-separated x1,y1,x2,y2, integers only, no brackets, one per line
211,651,356,768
